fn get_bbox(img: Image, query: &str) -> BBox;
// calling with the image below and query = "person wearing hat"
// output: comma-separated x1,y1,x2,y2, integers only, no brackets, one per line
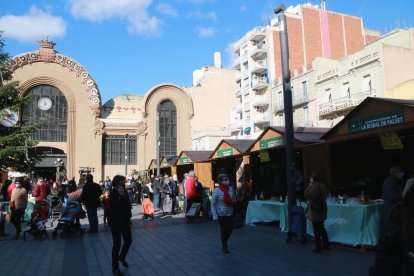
10,178,28,239
211,174,236,254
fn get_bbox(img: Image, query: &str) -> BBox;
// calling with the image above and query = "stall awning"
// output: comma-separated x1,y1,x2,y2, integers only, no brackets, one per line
175,150,213,165
321,97,414,142
247,126,329,153
210,139,255,159
147,159,158,170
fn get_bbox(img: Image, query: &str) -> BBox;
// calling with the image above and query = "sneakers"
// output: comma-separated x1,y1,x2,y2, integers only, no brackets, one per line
120,259,129,267
113,268,124,276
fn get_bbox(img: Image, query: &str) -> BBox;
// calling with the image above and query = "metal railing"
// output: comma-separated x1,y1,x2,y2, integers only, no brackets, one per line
319,90,376,116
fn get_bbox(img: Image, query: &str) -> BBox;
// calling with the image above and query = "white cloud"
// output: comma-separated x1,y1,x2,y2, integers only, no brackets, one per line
240,3,247,12
225,42,237,69
68,0,162,37
0,6,66,42
188,11,217,21
157,2,178,17
195,26,215,38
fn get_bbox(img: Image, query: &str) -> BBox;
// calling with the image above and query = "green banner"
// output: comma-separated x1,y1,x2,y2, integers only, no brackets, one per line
179,157,188,164
259,136,284,149
217,148,234,157
161,161,169,167
348,108,405,133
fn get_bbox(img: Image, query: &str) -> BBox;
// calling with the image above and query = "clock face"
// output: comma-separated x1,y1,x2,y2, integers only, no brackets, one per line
38,97,52,111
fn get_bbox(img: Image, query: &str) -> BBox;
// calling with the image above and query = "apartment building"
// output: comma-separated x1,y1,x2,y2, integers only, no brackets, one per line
230,3,379,137
316,28,414,127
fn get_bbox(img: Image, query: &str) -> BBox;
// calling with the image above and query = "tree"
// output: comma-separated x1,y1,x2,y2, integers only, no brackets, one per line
0,31,41,172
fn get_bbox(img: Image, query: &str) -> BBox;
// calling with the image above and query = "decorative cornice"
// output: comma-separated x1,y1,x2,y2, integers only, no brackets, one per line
93,119,105,135
102,106,142,113
10,48,102,111
136,121,148,136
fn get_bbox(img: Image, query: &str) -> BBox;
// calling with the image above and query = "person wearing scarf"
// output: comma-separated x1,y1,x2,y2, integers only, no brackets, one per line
211,173,236,254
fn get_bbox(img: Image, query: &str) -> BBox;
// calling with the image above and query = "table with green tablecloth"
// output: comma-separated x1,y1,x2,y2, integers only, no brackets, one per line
307,202,384,246
245,200,289,232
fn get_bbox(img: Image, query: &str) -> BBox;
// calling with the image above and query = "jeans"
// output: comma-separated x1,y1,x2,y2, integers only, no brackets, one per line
11,209,24,234
218,216,234,249
153,194,160,209
111,223,132,270
86,207,98,231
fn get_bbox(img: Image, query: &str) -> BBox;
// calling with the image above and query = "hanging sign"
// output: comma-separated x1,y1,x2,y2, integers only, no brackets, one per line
259,136,284,149
378,132,404,150
347,108,405,133
217,148,234,157
179,157,189,164
260,150,270,162
0,109,19,127
161,161,169,167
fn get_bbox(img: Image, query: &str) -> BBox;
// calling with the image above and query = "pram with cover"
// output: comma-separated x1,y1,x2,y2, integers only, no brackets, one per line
52,196,85,239
23,199,49,241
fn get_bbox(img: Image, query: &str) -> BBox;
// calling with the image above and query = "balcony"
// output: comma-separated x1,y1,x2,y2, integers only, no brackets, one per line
319,90,376,116
253,114,271,124
235,88,241,98
235,73,241,82
244,102,250,111
292,94,312,107
251,43,267,60
251,94,270,108
242,86,250,95
232,104,242,113
273,100,284,113
233,57,241,68
250,60,267,74
242,70,250,80
251,76,269,91
229,120,243,131
250,27,266,42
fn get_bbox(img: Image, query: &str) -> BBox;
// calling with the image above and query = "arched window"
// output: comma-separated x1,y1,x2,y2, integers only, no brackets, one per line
158,100,177,156
22,85,68,142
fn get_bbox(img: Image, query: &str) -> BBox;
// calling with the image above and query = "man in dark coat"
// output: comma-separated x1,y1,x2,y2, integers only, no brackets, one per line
81,174,102,233
382,165,404,232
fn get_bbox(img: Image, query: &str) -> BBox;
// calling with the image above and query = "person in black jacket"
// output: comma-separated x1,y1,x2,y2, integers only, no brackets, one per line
109,175,132,276
81,174,102,233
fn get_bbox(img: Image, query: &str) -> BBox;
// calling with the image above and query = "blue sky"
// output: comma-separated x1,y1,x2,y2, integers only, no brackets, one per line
1,0,413,103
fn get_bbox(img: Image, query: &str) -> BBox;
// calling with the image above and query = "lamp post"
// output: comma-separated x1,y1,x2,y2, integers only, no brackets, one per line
124,134,129,176
54,158,64,181
78,167,94,178
274,4,296,217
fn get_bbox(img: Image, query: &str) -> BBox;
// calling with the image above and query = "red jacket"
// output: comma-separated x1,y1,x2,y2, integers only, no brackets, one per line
33,182,51,201
185,178,197,199
7,182,16,201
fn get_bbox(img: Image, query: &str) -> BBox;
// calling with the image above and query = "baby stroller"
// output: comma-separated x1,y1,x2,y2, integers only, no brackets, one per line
23,199,50,241
52,196,85,239
142,194,154,221
50,196,63,219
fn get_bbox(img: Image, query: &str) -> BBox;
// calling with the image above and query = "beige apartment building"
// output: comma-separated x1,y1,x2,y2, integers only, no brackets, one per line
316,28,414,127
10,40,232,180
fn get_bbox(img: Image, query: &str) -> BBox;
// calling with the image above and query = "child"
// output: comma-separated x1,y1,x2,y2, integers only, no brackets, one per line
142,194,154,221
102,190,110,224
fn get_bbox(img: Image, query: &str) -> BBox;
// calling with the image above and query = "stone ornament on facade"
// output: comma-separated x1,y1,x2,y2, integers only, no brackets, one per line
9,38,102,111
136,121,148,136
92,119,105,135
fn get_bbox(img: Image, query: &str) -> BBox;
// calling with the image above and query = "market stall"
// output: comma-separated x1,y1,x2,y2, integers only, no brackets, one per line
159,156,178,176
147,159,158,176
174,150,213,192
246,126,328,200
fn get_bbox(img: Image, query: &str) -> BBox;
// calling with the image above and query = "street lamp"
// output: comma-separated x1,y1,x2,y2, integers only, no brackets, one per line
54,158,64,181
78,167,94,178
274,4,296,214
125,134,129,176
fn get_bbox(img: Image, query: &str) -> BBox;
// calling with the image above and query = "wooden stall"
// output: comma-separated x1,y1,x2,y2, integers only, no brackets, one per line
159,156,178,176
247,126,328,200
175,151,213,192
303,97,414,197
147,159,157,177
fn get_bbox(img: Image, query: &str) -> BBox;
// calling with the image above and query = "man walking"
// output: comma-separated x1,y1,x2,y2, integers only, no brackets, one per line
81,174,102,233
33,177,51,202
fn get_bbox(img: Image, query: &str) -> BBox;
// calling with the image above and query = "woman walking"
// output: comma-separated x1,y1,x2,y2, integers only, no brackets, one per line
108,175,132,276
304,171,330,253
211,174,236,254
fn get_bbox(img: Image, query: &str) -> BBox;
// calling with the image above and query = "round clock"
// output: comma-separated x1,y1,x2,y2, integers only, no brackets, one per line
38,97,52,111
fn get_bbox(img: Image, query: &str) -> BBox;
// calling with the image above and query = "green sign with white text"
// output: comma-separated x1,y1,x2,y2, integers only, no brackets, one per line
179,157,189,164
259,136,284,149
217,148,234,157
347,108,405,133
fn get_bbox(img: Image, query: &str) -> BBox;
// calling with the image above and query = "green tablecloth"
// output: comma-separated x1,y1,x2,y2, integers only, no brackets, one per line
245,200,289,232
307,202,384,246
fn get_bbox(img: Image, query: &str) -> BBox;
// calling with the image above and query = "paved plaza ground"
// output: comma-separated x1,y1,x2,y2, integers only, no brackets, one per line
0,204,376,276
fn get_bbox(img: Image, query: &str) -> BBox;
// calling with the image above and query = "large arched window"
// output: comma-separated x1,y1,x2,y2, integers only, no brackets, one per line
22,85,68,142
158,100,177,156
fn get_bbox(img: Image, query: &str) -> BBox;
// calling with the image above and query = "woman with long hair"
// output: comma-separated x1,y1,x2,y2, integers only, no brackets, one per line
108,175,132,276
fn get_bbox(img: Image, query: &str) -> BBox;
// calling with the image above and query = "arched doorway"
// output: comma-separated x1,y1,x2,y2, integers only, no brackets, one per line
29,147,67,181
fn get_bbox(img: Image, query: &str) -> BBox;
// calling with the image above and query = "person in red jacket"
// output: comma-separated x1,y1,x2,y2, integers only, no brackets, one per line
184,171,201,213
33,177,51,202
7,180,17,201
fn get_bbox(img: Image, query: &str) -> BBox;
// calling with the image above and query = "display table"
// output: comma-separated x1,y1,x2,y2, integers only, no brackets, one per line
245,200,289,232
307,202,384,246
